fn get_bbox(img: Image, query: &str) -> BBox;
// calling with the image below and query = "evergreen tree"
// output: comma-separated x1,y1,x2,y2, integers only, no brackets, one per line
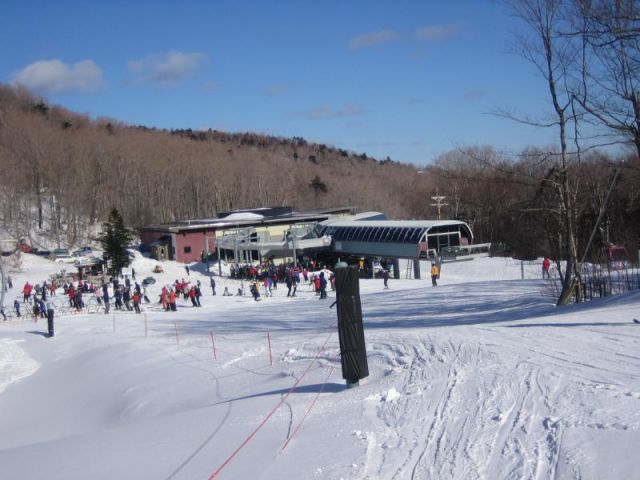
98,208,135,277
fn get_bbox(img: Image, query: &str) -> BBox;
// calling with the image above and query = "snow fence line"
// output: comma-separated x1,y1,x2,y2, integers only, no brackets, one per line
107,311,285,365
2,306,339,369
105,309,339,367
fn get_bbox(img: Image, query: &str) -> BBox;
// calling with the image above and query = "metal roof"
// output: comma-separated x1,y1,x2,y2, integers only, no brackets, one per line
141,212,342,233
321,219,468,228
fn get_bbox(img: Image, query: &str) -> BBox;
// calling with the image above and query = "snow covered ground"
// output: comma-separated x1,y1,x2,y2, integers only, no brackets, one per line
1,254,639,480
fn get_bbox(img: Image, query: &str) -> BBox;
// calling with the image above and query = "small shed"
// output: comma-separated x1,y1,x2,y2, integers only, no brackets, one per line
75,258,105,280
150,238,170,261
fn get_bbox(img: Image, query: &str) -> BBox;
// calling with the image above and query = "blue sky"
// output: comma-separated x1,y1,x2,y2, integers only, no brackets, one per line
0,1,559,165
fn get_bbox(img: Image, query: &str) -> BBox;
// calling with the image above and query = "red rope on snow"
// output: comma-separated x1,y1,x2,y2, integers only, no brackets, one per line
281,365,335,451
206,331,334,480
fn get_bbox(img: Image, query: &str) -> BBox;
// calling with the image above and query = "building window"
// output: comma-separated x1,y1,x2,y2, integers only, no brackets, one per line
184,246,192,254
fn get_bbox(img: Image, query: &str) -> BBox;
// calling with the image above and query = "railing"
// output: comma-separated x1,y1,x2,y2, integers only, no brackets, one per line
439,243,492,260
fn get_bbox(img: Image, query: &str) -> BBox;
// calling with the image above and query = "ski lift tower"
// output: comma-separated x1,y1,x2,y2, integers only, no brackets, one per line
431,194,448,220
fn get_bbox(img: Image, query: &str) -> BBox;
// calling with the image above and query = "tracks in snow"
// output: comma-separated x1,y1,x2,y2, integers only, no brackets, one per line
360,336,569,480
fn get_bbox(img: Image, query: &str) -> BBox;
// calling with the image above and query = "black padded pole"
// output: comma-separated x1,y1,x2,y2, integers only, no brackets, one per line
335,266,369,385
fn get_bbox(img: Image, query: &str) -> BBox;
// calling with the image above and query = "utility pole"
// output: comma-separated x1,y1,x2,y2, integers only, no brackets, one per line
430,194,448,220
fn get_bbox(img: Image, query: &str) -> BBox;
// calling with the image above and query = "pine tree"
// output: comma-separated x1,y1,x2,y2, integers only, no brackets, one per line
98,208,135,277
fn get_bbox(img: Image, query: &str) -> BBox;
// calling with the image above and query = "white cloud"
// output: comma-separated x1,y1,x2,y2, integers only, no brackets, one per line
128,50,208,86
415,23,465,41
348,29,398,51
12,59,105,94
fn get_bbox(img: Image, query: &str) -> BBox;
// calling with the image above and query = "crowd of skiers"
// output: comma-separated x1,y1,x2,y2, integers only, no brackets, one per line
158,278,203,311
2,258,344,328
103,277,151,314
229,261,326,284
247,265,331,301
0,280,59,336
5,262,337,315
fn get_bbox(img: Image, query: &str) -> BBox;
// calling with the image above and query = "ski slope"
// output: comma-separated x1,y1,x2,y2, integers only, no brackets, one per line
1,255,639,479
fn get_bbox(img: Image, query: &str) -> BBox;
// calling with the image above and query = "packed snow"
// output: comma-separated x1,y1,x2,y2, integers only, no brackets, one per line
220,212,265,221
1,254,639,479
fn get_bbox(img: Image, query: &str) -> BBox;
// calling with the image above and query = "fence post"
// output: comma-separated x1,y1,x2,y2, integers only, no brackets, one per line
267,332,273,366
210,330,217,359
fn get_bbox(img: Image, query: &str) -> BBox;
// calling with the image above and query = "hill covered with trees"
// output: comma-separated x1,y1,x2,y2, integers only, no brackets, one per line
0,85,431,247
0,83,638,264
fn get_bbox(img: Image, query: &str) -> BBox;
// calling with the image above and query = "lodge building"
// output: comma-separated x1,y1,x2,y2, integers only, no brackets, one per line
139,207,480,277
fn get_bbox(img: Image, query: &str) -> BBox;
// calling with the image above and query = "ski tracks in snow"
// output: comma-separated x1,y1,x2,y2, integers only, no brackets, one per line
357,313,640,480
358,336,568,480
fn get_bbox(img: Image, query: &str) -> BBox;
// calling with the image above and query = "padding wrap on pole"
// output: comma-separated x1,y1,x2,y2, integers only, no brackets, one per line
335,266,369,383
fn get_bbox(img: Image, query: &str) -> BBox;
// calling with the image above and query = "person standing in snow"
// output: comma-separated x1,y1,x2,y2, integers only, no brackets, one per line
210,276,216,295
185,265,190,276
14,298,21,317
168,289,177,311
285,270,293,297
122,287,131,311
542,256,551,279
142,286,150,304
319,271,328,299
189,286,198,307
102,283,110,314
431,262,439,287
75,289,84,310
46,300,55,337
160,287,168,311
383,269,390,289
195,284,202,306
114,287,122,310
68,284,76,308
23,282,32,302
249,281,261,301
33,296,40,319
132,290,141,314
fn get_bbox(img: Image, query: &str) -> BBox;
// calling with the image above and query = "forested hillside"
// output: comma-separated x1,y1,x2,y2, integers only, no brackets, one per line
0,85,432,247
0,84,638,260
